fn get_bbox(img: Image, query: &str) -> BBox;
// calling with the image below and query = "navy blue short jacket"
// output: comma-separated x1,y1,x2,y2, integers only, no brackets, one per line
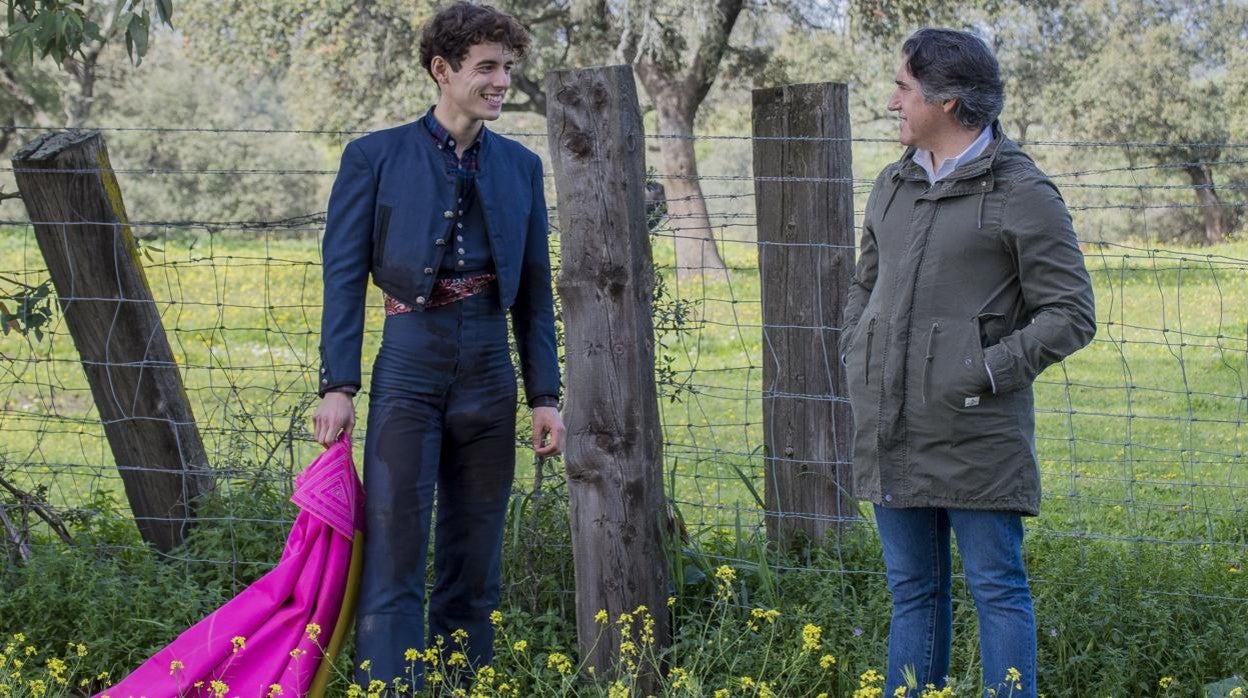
318,120,560,404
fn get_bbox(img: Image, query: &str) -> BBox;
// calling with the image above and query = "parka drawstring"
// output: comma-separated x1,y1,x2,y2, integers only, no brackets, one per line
977,190,986,230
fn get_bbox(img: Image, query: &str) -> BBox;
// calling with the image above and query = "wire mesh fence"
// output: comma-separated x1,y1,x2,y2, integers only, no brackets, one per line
1,123,1246,605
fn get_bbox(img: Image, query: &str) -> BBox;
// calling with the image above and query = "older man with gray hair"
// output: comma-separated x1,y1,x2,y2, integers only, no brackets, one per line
840,27,1096,697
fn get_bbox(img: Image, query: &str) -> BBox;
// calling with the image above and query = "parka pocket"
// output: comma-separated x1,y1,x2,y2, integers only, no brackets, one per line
930,316,989,407
863,317,876,386
372,204,393,268
844,315,876,403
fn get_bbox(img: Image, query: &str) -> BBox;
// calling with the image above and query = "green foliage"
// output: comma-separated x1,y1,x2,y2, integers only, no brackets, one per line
3,0,171,66
0,276,53,340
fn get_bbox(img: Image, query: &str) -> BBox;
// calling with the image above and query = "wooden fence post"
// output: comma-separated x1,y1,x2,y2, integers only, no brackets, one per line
546,65,669,678
13,130,211,553
753,83,858,547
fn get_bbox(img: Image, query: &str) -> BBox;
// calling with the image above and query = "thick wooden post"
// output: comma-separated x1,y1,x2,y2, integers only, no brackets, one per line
546,65,669,677
13,130,211,553
753,83,858,547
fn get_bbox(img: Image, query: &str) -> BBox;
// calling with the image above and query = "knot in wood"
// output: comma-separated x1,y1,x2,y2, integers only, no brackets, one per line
555,86,581,107
562,130,593,159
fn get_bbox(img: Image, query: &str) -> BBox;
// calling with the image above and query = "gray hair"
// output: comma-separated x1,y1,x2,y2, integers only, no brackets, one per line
902,28,1004,130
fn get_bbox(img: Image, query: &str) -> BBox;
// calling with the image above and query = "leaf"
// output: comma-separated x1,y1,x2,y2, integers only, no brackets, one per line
156,0,174,26
127,12,150,62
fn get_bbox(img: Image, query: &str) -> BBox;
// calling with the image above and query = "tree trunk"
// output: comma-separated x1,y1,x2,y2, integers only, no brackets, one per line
545,65,669,684
654,103,728,279
1183,164,1227,246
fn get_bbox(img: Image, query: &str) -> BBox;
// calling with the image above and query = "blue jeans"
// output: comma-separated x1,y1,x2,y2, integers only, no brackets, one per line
355,289,517,691
874,505,1037,698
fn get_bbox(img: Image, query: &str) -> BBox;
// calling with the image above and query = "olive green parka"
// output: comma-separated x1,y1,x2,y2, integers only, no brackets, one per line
841,126,1095,516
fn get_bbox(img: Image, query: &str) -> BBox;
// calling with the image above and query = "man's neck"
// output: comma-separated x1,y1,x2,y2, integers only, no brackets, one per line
432,103,484,157
924,126,984,167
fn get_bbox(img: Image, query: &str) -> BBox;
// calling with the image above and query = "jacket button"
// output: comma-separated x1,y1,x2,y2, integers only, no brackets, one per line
443,210,454,219
435,239,446,246
321,378,328,385
457,260,465,267
424,267,433,275
320,367,326,374
457,248,466,254
416,296,426,305
884,494,893,502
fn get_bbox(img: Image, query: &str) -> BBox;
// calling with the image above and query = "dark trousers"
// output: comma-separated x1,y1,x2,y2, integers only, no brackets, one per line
354,289,516,691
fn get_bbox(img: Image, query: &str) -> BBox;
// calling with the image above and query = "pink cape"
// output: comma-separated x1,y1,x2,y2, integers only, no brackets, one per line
97,437,364,698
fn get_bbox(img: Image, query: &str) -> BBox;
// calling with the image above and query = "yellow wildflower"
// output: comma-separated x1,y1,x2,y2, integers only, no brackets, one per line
1158,676,1176,690
802,623,823,651
546,652,573,675
359,659,372,671
739,676,756,689
169,659,185,674
512,640,528,652
452,628,470,644
595,609,609,624
447,652,468,668
231,635,246,653
305,623,322,642
608,681,630,698
489,610,503,625
45,657,66,677
27,680,47,698
820,654,838,669
267,684,285,697
404,648,419,662
209,680,230,698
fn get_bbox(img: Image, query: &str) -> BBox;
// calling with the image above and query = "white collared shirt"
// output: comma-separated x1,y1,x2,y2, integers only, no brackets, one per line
913,126,993,185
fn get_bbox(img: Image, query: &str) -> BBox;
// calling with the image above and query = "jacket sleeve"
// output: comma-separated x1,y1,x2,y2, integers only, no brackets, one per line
984,174,1096,394
318,141,375,397
509,155,562,405
840,182,881,359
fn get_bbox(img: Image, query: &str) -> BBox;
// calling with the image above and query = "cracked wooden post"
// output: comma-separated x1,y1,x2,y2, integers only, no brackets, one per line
546,65,669,680
12,130,211,553
754,83,859,548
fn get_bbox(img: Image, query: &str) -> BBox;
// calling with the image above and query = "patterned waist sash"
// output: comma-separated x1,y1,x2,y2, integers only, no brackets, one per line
383,272,497,314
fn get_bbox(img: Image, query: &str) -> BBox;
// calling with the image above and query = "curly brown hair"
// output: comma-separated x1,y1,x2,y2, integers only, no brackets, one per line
419,2,531,81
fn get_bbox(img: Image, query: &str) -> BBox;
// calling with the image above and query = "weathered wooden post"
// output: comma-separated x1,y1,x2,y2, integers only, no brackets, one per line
12,130,211,553
753,83,859,547
546,65,669,678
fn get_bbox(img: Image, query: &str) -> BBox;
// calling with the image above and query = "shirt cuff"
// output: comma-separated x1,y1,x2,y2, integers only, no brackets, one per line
529,395,560,409
323,385,359,397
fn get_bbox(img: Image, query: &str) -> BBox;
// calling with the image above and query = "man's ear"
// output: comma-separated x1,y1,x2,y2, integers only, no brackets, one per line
942,98,958,114
430,55,451,86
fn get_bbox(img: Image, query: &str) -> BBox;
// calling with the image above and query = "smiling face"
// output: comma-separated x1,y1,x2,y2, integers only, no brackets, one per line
431,41,514,131
887,59,954,152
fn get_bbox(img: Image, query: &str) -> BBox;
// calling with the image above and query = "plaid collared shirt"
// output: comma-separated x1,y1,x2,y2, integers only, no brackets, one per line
422,108,482,212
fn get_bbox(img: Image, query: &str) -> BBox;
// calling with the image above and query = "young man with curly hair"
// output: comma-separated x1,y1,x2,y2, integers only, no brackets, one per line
312,2,564,689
